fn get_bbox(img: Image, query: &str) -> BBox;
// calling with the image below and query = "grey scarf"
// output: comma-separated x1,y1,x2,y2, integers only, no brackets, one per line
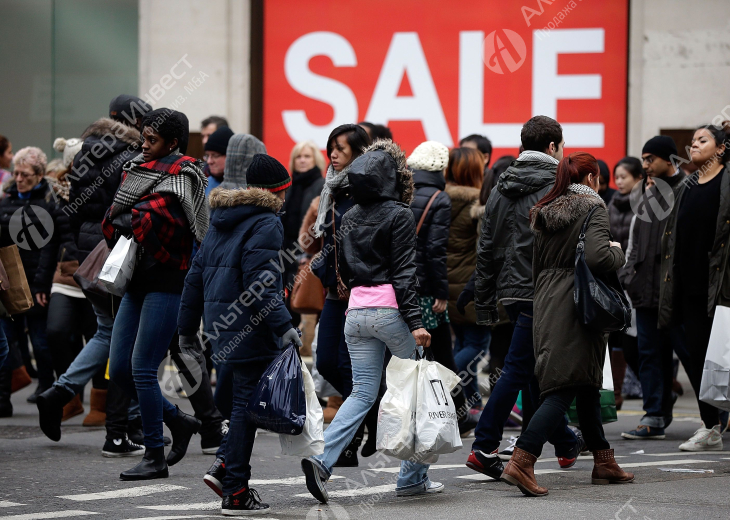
314,163,352,237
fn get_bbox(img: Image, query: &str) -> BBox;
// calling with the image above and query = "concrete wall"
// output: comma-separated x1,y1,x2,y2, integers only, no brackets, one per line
138,0,251,133
628,0,730,156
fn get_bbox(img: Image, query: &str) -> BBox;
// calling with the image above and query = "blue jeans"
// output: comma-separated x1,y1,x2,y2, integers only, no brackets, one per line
2,313,53,387
0,323,8,368
222,361,269,495
108,290,180,449
472,302,576,456
214,362,233,461
452,323,491,408
316,298,352,398
635,308,690,428
312,308,431,491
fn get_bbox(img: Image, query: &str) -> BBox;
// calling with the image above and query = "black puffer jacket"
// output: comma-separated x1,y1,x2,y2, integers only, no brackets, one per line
410,169,450,299
607,191,633,251
339,140,422,332
474,156,556,324
68,118,141,262
0,179,61,298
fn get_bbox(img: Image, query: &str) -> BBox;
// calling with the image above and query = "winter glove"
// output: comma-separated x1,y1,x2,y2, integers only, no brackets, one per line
111,212,133,238
282,327,303,348
179,334,203,363
456,288,475,315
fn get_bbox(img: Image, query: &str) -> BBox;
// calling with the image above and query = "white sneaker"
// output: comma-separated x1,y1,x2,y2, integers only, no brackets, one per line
396,480,444,497
678,424,723,452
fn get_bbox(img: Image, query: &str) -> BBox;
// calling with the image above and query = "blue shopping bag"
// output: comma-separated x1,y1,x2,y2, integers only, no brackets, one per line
246,343,307,435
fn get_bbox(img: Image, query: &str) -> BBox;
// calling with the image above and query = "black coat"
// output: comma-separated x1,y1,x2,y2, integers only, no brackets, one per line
607,192,634,251
474,157,556,324
339,141,422,332
410,170,450,299
68,118,141,263
311,186,355,291
0,179,61,297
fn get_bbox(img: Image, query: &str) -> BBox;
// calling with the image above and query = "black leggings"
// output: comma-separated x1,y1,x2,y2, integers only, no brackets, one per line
427,322,466,419
517,386,610,457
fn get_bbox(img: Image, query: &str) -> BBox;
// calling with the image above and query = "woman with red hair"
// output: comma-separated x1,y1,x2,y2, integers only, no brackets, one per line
500,152,634,496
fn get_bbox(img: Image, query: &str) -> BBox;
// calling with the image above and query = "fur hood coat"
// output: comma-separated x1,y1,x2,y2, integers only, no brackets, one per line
531,190,625,397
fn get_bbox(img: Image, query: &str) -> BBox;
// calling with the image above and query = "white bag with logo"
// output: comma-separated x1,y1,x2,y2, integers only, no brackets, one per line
98,235,137,296
376,356,420,460
415,360,462,457
280,363,325,456
699,305,730,412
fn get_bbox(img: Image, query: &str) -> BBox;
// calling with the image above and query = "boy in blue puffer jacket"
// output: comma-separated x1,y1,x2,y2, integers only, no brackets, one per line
177,153,302,516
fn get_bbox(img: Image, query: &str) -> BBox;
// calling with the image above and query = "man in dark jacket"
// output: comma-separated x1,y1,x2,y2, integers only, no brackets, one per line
465,116,579,480
178,154,301,515
621,136,691,440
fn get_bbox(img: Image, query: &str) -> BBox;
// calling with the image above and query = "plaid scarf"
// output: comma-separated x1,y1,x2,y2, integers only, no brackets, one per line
109,153,209,242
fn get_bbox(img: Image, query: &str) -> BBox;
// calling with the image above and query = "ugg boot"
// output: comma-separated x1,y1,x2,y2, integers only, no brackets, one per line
82,388,107,426
323,396,343,423
591,449,634,484
611,350,627,410
501,447,548,497
61,394,84,422
11,366,31,393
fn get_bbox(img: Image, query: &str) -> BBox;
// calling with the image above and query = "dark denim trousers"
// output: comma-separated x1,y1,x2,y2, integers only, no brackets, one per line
472,302,576,456
315,298,352,398
2,313,53,387
452,323,491,408
222,360,269,495
108,290,180,449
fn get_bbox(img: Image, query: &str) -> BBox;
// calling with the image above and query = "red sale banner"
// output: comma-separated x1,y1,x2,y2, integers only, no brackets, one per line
262,0,628,169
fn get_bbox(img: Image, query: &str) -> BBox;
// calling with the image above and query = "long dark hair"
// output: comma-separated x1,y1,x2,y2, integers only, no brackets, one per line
530,152,598,223
0,135,9,157
326,124,371,163
696,123,730,165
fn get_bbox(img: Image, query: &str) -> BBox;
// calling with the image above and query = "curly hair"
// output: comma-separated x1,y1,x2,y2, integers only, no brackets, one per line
13,146,47,176
141,108,190,154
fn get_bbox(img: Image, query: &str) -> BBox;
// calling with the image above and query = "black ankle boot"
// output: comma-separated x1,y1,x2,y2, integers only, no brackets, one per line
36,386,74,442
120,446,168,481
165,406,201,466
334,429,363,468
0,365,13,418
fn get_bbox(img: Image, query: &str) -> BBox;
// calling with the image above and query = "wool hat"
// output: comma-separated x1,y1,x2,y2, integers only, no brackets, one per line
642,136,677,162
109,94,152,122
221,134,267,190
246,154,292,193
407,141,449,172
53,137,83,168
204,126,234,155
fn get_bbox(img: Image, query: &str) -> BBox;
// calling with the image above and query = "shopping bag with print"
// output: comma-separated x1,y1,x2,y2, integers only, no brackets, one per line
280,363,324,456
414,359,462,456
376,356,420,460
700,305,730,412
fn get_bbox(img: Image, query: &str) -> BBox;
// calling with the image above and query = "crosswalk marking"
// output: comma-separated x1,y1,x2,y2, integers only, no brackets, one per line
121,516,211,520
0,511,98,520
0,503,23,509
295,483,395,499
640,451,730,456
57,484,186,501
250,475,343,485
138,503,219,511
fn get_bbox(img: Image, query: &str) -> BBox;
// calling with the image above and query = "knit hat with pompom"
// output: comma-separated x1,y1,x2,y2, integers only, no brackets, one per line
53,137,83,168
407,141,449,172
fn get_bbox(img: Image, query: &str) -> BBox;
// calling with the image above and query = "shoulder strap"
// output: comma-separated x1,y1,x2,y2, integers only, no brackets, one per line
416,190,442,236
577,205,601,256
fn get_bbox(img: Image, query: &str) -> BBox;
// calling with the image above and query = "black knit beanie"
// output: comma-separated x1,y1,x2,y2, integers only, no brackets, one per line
642,136,677,162
246,154,292,193
204,126,234,155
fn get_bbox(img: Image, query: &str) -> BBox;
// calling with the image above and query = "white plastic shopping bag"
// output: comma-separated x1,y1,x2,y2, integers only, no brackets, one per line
602,342,614,392
280,363,325,456
98,235,137,296
415,360,462,457
376,356,420,460
700,305,730,412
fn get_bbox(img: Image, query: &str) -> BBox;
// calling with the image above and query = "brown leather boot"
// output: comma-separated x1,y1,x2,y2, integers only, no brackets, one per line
61,394,84,422
82,388,107,426
323,396,343,423
501,447,548,497
592,449,634,484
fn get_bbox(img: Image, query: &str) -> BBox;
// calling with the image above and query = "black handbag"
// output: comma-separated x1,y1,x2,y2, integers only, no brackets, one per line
574,206,632,332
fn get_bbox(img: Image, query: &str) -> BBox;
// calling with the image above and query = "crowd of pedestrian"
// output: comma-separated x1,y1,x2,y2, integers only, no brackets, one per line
1,96,729,515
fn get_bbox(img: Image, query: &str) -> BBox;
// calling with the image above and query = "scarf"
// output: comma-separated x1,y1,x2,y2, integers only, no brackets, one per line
568,183,601,199
314,163,352,237
110,152,209,242
516,150,560,165
281,166,322,242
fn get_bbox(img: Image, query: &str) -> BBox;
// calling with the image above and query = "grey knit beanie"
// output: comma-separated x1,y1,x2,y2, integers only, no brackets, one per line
221,134,267,189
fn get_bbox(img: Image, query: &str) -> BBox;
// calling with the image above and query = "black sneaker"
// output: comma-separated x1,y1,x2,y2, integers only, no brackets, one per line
204,458,226,497
465,449,504,480
301,457,328,504
202,420,228,455
222,488,270,516
102,436,145,458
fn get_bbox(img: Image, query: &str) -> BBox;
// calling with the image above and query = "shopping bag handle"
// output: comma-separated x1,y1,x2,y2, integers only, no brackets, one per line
413,346,434,362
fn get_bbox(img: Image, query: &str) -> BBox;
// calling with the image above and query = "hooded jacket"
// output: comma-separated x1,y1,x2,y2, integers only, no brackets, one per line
411,169,451,300
474,156,557,324
607,191,634,251
178,187,293,364
338,140,422,331
531,191,625,397
69,118,141,263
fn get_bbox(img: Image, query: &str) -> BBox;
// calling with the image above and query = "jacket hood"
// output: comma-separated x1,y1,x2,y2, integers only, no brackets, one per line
413,169,446,191
80,118,141,160
347,139,414,205
209,187,283,231
611,191,631,212
531,191,606,233
444,183,485,220
498,160,556,199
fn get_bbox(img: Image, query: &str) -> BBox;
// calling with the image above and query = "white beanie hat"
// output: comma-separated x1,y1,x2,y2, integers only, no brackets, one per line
407,141,449,172
53,137,83,169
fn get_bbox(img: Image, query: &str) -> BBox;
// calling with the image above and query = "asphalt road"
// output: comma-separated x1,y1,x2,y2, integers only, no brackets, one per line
0,371,728,520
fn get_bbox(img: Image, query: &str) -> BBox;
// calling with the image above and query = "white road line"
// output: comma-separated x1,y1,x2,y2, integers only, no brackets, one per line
138,502,219,511
0,503,23,509
0,511,98,520
295,484,395,499
368,464,465,474
57,484,186,501
250,475,343,485
121,516,212,520
639,451,730,456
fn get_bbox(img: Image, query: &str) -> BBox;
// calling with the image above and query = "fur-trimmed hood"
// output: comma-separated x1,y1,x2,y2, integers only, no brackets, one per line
531,191,605,233
445,183,485,220
347,139,414,205
81,117,140,146
209,187,283,232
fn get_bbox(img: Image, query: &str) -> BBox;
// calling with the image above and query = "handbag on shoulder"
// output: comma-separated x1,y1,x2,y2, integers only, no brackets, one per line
0,245,34,315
